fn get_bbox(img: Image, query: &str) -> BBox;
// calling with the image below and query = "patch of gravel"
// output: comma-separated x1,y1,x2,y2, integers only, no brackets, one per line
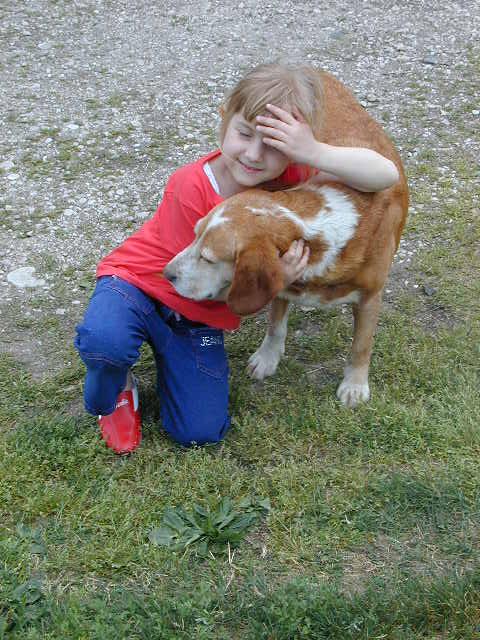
1,0,479,377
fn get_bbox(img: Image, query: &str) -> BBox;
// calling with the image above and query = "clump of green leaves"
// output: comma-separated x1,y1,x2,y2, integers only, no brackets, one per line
149,496,270,554
16,523,47,557
0,578,46,635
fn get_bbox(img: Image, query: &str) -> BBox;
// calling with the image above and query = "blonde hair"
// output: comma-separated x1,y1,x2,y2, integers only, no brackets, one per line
219,63,324,142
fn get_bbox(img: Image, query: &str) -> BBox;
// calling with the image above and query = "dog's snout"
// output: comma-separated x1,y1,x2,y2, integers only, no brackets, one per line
163,266,176,283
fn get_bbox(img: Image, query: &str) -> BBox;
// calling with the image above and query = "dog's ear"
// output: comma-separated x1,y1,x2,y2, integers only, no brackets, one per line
227,240,285,316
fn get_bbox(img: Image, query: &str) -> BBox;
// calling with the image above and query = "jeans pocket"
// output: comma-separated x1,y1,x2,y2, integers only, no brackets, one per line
190,328,228,379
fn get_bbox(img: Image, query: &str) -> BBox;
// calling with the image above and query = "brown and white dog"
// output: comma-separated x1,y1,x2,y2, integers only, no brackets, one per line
164,72,409,407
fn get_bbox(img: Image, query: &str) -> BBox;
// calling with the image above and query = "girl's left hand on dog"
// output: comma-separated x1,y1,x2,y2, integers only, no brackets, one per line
280,239,310,287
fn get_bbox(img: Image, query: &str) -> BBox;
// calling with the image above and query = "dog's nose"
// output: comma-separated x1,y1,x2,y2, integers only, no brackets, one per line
163,266,177,283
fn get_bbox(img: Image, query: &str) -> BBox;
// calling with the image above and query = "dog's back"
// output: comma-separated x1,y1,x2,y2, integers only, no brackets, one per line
320,72,402,168
320,71,408,239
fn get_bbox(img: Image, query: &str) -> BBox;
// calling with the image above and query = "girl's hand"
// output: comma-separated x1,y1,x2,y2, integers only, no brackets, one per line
256,104,320,166
280,239,310,287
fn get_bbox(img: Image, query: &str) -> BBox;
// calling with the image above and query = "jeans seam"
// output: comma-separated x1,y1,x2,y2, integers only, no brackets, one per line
105,283,155,316
80,352,128,368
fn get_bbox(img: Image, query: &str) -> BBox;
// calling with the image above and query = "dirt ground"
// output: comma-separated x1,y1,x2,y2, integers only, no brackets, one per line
0,0,479,379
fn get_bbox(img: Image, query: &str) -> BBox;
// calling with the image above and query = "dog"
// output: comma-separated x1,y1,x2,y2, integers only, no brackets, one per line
163,71,408,407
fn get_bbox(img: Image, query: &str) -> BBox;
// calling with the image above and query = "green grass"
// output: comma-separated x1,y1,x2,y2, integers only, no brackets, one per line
2,130,480,638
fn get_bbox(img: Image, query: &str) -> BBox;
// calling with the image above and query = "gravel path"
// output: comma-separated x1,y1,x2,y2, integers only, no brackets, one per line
1,1,479,377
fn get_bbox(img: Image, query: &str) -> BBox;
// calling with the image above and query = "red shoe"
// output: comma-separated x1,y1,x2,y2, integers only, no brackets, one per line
99,380,141,454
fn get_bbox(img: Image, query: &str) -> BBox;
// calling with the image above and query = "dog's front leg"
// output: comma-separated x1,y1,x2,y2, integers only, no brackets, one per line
247,297,290,380
337,291,382,407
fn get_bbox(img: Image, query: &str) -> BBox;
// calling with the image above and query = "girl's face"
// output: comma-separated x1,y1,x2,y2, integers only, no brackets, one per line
220,112,290,189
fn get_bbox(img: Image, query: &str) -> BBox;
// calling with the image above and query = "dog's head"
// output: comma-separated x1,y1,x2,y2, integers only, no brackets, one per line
163,190,296,316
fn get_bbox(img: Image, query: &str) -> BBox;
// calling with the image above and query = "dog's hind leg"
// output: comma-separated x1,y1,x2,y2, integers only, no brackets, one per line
336,290,382,407
247,297,290,380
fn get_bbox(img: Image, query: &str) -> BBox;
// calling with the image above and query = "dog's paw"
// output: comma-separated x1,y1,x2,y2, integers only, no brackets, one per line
336,379,370,407
247,347,281,380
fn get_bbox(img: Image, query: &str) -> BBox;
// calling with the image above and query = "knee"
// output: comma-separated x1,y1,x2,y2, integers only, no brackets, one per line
164,415,231,448
74,323,139,369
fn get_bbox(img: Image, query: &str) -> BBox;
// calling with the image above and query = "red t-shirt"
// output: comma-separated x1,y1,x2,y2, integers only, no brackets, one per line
97,150,314,330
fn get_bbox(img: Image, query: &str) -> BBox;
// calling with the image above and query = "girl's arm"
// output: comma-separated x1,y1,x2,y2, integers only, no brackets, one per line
256,104,400,193
306,143,399,192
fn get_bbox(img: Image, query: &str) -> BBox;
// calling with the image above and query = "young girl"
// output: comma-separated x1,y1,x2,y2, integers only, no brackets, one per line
74,63,399,454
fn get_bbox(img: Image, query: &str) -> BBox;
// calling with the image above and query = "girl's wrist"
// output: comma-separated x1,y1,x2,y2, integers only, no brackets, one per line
309,142,335,172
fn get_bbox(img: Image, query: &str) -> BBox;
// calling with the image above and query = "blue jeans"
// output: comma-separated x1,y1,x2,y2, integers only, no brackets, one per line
74,276,231,446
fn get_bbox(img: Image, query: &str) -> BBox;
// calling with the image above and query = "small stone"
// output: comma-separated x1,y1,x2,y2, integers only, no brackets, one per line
423,285,437,296
59,123,81,141
55,308,66,315
0,160,14,171
421,55,439,65
7,266,45,288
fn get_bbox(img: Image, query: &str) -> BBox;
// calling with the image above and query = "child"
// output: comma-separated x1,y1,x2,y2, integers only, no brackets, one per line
74,63,399,454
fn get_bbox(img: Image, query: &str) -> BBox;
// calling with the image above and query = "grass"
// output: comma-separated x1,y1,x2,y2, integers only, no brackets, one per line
1,261,480,637
2,99,480,640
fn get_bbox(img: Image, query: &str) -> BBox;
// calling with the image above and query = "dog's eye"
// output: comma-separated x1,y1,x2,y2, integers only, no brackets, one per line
200,255,215,264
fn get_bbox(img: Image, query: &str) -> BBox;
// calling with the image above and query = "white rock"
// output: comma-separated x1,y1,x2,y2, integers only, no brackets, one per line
7,267,46,288
0,160,14,171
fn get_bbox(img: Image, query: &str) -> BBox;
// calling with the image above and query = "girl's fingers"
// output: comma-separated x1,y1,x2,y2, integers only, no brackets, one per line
285,240,307,262
291,107,306,123
287,240,298,258
300,246,310,267
261,137,285,151
265,103,296,124
256,115,287,129
256,124,287,140
295,250,310,277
